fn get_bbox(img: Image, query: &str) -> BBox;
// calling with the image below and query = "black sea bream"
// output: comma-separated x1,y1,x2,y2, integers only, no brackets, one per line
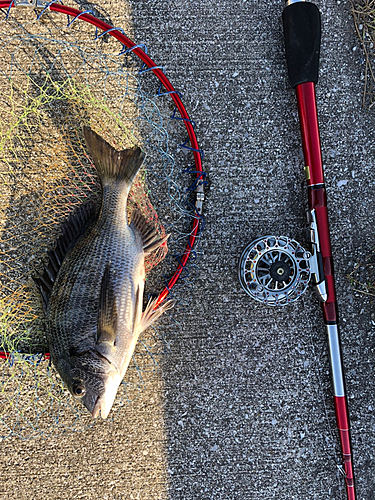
34,127,172,419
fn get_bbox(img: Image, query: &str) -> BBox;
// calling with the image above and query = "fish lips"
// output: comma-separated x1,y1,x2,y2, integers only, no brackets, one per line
82,373,122,419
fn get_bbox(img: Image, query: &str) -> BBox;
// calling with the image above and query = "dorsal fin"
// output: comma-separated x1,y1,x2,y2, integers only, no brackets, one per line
83,127,144,187
130,209,169,255
33,203,98,311
97,264,118,346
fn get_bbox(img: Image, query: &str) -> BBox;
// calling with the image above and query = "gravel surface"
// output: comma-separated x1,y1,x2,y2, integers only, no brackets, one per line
0,1,374,499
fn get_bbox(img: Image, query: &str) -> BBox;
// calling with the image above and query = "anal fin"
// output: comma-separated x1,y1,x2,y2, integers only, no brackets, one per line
136,297,174,335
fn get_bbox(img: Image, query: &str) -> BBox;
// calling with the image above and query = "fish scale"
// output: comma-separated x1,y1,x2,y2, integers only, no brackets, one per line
48,201,144,360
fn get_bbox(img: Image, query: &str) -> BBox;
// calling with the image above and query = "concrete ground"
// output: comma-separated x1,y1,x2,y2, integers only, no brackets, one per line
0,0,374,499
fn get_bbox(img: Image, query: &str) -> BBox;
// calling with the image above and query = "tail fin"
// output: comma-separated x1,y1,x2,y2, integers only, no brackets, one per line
83,127,144,186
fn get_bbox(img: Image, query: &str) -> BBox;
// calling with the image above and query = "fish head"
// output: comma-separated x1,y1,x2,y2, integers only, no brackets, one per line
57,350,123,419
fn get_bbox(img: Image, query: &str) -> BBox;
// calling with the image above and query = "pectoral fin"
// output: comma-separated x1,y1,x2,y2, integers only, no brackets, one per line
97,264,118,346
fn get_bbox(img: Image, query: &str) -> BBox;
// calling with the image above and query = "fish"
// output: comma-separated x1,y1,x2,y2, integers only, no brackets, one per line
34,127,172,419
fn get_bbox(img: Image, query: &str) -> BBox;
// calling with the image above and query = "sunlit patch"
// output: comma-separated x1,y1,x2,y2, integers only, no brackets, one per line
0,5,203,438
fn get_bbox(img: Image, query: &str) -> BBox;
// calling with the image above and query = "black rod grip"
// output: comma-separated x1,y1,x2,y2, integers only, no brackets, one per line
282,2,321,88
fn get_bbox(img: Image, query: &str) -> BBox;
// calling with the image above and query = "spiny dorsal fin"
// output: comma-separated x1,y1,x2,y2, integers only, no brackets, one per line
33,203,97,312
130,209,170,255
83,127,144,187
136,297,174,335
97,264,118,346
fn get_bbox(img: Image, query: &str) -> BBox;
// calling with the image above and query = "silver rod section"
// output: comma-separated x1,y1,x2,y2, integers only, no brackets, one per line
327,324,345,397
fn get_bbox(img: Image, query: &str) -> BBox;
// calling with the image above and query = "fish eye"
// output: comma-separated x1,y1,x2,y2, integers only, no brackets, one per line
72,382,86,398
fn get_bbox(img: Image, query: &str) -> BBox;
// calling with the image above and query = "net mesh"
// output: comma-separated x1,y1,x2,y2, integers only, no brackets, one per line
0,4,203,438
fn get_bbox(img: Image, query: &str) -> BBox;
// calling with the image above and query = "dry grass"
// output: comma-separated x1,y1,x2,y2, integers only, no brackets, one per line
351,0,375,107
348,248,375,296
348,2,375,296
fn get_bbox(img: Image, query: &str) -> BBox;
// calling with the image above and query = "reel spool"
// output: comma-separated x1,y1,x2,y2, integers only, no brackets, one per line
238,236,311,306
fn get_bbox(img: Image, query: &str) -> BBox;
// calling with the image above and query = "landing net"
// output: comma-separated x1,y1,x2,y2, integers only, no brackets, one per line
0,2,204,438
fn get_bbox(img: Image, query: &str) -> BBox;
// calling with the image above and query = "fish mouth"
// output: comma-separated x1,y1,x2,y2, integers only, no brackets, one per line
72,350,121,419
91,395,102,419
89,374,122,419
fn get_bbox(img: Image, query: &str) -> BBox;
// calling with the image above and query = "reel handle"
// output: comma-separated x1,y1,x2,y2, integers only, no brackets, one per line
282,0,321,88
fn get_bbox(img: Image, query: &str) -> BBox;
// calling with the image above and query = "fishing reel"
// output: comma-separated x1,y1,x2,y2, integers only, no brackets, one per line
239,212,327,307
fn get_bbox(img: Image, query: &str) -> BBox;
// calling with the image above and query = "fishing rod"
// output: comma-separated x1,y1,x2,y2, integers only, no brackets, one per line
239,1,356,498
